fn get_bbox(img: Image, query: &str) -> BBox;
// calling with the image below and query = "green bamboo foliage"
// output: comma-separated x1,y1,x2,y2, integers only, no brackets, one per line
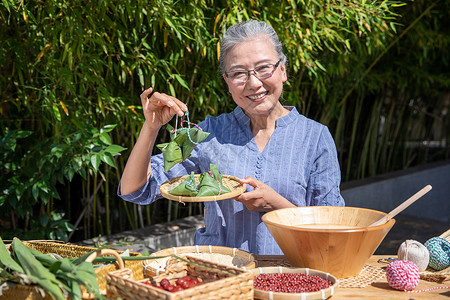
1,0,448,241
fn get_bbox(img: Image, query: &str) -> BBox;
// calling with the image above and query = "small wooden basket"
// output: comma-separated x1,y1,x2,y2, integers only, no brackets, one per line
144,245,255,277
0,241,143,299
160,174,246,202
106,255,254,299
420,229,450,283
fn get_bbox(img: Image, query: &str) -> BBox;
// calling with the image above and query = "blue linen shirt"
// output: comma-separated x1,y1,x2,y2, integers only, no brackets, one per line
118,106,344,255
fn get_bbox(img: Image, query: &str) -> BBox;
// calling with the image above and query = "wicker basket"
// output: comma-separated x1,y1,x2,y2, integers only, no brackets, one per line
420,229,450,283
160,174,246,202
106,255,254,299
250,266,338,300
0,241,143,299
144,245,256,277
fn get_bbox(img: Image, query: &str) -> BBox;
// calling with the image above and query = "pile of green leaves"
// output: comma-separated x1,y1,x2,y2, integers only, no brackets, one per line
0,237,100,300
169,164,231,197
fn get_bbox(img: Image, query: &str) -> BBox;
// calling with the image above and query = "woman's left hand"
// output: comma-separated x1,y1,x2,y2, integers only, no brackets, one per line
234,177,296,212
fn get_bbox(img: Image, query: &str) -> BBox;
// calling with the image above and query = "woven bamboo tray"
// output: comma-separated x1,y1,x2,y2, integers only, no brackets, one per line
420,228,450,283
106,255,254,299
250,266,338,300
0,241,143,299
160,174,246,202
144,245,256,277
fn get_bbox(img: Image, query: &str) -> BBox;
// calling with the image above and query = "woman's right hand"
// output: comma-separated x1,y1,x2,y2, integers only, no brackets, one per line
140,87,188,129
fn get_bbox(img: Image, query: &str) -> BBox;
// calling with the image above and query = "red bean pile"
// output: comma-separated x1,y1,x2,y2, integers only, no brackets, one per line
254,273,332,293
145,276,203,292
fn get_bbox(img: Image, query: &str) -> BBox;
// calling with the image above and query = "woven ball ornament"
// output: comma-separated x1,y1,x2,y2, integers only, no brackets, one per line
397,240,429,271
386,260,420,291
424,237,450,271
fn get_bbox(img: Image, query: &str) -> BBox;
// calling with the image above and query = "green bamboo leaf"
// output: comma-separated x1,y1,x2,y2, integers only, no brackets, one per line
118,37,125,53
169,83,176,97
12,238,65,300
52,103,61,121
391,3,407,7
2,0,11,13
315,60,326,72
49,260,62,274
138,67,144,87
174,74,190,90
151,73,156,87
142,41,151,49
0,237,24,273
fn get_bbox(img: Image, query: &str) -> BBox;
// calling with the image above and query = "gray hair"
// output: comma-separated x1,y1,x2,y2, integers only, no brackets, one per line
219,20,287,74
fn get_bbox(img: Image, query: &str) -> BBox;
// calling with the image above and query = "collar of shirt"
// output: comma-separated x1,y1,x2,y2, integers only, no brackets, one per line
232,105,299,128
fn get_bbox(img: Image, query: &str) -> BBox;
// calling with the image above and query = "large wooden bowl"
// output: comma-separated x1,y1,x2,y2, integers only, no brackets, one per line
262,206,395,278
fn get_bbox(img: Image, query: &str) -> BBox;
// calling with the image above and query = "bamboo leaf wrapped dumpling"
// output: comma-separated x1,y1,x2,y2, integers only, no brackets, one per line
180,128,210,161
196,164,231,197
169,172,198,196
156,122,210,172
156,141,182,172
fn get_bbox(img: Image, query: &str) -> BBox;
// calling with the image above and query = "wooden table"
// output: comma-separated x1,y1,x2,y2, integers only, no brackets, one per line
254,255,449,299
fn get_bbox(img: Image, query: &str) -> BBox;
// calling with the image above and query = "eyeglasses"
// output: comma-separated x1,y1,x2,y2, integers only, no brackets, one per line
224,59,282,84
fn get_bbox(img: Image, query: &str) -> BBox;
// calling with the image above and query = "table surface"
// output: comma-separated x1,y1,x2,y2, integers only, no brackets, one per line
254,255,450,300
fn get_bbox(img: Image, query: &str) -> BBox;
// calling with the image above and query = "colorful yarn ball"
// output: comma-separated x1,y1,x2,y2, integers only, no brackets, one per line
424,237,450,271
397,240,430,271
386,260,420,291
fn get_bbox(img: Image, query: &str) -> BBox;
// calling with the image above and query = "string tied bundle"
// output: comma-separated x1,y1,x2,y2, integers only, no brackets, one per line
397,240,429,272
386,260,420,291
424,237,450,271
171,110,203,145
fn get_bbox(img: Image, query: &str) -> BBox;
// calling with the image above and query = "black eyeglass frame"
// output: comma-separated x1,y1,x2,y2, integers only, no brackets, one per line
224,59,282,83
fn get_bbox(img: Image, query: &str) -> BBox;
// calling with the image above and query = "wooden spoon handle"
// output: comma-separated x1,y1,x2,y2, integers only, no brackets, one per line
369,185,432,227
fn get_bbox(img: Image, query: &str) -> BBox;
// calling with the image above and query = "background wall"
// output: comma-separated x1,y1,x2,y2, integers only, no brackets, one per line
342,160,450,223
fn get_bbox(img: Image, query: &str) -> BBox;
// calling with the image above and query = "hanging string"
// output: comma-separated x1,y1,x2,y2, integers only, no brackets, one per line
174,114,179,138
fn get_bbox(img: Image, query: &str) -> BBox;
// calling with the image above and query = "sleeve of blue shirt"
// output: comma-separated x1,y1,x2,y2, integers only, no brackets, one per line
306,126,344,206
117,146,202,205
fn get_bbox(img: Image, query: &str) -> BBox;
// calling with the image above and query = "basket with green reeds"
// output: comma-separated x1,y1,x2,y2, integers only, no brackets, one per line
0,238,143,299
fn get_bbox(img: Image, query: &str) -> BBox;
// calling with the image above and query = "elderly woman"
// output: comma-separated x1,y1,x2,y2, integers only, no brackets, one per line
118,20,344,255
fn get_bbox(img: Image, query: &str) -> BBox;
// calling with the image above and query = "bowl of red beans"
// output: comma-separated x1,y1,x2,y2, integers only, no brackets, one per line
262,206,395,278
251,266,338,299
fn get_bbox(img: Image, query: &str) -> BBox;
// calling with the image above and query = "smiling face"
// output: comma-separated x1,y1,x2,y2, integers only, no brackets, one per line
223,34,287,120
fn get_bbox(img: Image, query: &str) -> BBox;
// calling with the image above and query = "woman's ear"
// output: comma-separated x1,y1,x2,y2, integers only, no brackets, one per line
223,74,231,93
281,64,287,83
